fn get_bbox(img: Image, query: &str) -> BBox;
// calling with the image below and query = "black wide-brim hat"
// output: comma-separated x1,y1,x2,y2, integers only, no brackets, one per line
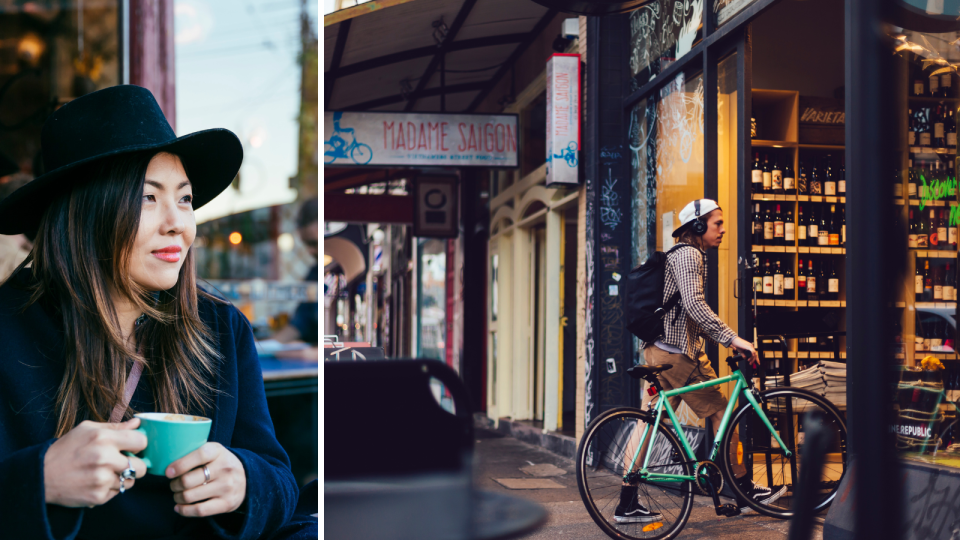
0,85,242,235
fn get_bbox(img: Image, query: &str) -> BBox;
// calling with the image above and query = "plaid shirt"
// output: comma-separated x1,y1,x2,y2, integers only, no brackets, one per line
642,243,737,359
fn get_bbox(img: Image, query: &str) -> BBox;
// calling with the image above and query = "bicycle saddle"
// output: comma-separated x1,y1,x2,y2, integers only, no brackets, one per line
627,364,673,379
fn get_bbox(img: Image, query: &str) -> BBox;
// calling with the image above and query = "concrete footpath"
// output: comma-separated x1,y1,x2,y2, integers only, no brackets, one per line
473,427,822,540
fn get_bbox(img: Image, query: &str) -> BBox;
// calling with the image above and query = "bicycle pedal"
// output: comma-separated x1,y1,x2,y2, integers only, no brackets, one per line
715,504,741,517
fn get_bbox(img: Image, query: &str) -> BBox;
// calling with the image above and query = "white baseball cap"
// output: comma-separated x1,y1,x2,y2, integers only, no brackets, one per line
672,199,721,237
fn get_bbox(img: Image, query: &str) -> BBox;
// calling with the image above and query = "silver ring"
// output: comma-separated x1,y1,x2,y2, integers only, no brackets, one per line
119,457,136,494
202,465,211,485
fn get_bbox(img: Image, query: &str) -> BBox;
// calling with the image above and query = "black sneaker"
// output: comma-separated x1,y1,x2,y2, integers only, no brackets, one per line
739,479,787,505
614,485,663,523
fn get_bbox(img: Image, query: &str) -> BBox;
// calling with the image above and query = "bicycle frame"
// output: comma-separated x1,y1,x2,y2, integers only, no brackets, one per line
624,368,792,484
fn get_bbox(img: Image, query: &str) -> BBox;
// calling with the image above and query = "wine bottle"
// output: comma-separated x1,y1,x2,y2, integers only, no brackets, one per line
785,263,795,299
809,160,822,195
907,160,917,199
894,166,904,199
798,162,809,195
938,209,949,251
752,255,763,300
763,206,774,245
828,261,839,301
818,205,829,246
763,259,774,299
930,208,940,249
784,160,796,195
916,260,925,302
752,203,763,246
917,207,929,248
762,154,772,192
935,264,944,301
946,263,955,301
828,204,840,246
774,259,784,297
819,260,829,299
908,209,918,248
914,77,925,97
798,205,808,244
930,71,941,97
808,204,820,247
785,207,795,245
806,259,817,301
752,152,762,193
824,155,836,196
841,205,847,246
935,104,946,148
798,259,807,301
949,110,958,148
920,110,933,147
838,157,846,196
943,71,954,98
772,154,783,193
925,259,934,301
774,204,785,246
949,202,958,251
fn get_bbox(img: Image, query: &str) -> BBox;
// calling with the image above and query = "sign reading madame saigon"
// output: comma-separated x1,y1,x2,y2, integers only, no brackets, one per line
323,111,519,168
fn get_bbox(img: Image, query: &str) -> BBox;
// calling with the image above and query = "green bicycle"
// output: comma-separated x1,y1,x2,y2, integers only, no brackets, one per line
576,354,848,540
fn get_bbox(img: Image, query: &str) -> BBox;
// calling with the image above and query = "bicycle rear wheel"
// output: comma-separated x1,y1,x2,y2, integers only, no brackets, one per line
576,407,694,540
719,387,847,519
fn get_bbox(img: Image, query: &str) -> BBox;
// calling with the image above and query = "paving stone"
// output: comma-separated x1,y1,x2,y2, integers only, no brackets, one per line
520,463,568,477
493,478,567,490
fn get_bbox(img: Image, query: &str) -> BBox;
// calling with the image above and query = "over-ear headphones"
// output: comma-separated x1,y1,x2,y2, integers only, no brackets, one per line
691,199,708,235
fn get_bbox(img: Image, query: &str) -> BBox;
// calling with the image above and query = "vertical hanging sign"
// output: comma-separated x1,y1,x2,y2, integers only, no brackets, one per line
546,53,581,187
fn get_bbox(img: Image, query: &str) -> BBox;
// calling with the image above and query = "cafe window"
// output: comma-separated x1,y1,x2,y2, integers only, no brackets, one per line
0,2,120,180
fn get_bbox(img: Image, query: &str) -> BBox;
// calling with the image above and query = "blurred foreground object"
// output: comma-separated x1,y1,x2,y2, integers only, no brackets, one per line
325,359,545,539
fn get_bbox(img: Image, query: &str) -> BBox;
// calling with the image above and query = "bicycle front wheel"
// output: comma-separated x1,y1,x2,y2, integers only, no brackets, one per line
576,407,694,540
720,387,847,519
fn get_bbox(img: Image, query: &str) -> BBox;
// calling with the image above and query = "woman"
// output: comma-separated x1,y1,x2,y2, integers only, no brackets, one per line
0,86,305,539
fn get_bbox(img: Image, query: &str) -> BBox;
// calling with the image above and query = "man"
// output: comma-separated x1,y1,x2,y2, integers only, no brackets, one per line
271,197,319,360
615,199,785,523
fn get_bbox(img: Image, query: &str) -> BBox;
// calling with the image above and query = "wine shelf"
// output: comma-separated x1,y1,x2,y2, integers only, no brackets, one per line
751,245,846,254
751,194,846,203
754,299,846,307
751,139,797,148
912,250,958,258
761,350,848,359
914,302,958,309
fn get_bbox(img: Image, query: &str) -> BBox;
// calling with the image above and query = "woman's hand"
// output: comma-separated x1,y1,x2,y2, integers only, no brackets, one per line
167,442,246,517
730,336,759,367
44,418,148,507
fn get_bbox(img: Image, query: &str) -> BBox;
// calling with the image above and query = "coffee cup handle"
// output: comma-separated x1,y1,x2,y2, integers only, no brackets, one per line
122,428,151,469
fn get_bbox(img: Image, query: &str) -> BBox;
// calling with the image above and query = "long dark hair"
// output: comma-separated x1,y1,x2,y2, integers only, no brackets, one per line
15,151,221,437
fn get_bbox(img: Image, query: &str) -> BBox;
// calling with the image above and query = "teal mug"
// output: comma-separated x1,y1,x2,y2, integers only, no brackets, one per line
124,413,212,475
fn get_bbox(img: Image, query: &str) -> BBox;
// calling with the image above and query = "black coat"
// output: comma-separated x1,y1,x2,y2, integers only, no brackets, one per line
0,270,298,539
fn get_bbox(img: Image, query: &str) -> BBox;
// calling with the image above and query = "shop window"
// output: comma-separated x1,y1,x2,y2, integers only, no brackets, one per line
630,70,705,267
520,92,547,178
887,19,960,469
628,0,703,90
0,3,120,180
417,238,446,361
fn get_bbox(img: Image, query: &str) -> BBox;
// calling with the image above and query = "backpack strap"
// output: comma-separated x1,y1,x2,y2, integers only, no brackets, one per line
655,291,681,317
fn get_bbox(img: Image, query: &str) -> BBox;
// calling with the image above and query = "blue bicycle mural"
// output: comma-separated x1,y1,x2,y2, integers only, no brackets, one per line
550,141,578,168
324,112,373,165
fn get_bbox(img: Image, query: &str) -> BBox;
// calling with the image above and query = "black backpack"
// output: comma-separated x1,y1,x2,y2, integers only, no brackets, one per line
624,244,695,342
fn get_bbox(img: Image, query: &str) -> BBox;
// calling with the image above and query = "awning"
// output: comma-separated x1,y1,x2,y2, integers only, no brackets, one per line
324,0,558,114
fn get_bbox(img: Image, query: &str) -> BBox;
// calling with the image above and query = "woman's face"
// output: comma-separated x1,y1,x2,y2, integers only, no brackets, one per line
129,153,196,291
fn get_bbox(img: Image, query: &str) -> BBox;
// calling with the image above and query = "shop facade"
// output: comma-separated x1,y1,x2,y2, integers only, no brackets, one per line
568,0,960,533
